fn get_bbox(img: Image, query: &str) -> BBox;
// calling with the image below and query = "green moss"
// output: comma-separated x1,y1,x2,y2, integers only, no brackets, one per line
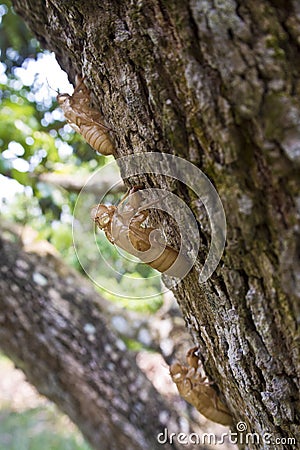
122,338,145,351
265,35,285,59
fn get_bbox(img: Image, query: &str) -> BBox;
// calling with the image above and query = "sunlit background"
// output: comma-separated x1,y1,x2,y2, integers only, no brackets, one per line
0,0,163,303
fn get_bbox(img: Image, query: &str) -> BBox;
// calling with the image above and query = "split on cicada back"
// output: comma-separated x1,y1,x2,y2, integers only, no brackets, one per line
91,186,192,277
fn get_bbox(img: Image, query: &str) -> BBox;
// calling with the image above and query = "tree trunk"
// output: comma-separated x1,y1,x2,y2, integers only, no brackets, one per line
0,234,190,450
11,0,300,448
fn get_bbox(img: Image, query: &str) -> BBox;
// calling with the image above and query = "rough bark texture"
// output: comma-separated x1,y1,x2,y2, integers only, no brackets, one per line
11,0,300,448
0,235,190,450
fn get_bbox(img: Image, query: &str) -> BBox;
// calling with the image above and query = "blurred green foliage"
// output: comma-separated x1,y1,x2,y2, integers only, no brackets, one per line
0,0,163,305
0,408,92,450
0,0,40,69
0,355,92,450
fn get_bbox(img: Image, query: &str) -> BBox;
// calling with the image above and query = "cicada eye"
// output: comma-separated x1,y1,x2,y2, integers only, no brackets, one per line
99,215,110,226
57,93,70,103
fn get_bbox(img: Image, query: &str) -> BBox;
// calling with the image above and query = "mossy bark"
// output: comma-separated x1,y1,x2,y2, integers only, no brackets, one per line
11,0,300,447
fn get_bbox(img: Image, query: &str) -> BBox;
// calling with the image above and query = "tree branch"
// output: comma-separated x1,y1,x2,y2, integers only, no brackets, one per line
0,235,186,450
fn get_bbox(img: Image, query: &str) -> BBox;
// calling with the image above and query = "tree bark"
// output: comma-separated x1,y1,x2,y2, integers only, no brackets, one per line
0,234,190,450
11,0,300,448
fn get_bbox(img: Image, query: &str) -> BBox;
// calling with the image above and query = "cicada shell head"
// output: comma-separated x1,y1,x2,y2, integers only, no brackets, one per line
57,93,70,104
56,93,70,115
56,92,80,130
91,204,112,230
169,362,188,381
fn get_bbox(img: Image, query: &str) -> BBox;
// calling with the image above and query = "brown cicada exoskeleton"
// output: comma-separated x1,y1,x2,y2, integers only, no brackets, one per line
170,347,233,426
91,187,190,277
57,76,114,155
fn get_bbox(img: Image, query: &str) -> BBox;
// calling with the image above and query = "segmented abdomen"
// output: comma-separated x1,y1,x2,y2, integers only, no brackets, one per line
148,246,178,273
80,123,114,155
